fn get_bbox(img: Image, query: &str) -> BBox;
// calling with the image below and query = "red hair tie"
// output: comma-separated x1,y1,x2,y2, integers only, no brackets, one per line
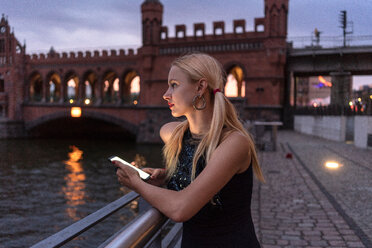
213,89,221,95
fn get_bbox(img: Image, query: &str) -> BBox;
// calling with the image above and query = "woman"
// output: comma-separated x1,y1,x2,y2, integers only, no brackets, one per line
115,53,264,247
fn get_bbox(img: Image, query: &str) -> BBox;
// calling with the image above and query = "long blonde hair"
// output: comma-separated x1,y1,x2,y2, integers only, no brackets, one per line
163,53,264,182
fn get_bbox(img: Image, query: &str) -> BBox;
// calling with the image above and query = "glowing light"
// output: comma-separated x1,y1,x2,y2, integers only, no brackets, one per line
318,76,332,87
67,79,76,88
71,107,81,118
313,102,318,107
113,78,120,92
370,95,372,99
133,100,138,105
349,101,353,106
69,99,74,104
325,161,340,169
130,76,140,94
225,74,238,97
358,98,362,102
84,99,91,105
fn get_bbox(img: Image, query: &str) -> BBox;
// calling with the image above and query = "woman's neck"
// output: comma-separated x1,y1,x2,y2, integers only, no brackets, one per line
186,107,213,138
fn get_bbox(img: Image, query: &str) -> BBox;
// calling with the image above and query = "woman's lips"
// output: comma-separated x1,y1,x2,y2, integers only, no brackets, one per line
168,103,174,108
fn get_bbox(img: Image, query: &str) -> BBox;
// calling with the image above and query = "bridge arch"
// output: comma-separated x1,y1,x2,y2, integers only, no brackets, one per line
64,70,80,103
25,110,138,138
102,69,120,103
29,71,43,102
46,71,61,102
82,70,97,104
122,69,140,105
223,62,247,97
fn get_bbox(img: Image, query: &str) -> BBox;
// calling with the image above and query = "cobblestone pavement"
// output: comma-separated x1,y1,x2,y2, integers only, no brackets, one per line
251,130,371,248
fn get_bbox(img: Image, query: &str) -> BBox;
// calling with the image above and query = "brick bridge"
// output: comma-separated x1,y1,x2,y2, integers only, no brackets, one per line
0,0,310,142
1,1,371,142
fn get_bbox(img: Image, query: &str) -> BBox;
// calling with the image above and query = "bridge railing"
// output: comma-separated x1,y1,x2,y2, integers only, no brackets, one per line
294,104,372,116
287,35,372,48
30,191,182,248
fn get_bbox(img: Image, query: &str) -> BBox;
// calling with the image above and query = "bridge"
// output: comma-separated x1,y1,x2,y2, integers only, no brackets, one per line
1,0,372,142
0,0,290,141
282,44,372,127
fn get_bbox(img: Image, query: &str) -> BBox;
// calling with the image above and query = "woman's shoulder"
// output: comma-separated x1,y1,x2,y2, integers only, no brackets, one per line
220,128,249,146
218,129,252,173
160,121,183,143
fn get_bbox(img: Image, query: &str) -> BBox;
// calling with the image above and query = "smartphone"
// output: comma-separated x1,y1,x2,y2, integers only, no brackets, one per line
108,156,151,181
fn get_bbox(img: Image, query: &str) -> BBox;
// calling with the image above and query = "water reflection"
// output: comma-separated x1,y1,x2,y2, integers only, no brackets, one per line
62,145,86,221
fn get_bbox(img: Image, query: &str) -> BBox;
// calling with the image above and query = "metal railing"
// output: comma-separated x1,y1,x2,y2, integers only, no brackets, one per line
287,35,372,48
294,104,372,116
31,192,182,248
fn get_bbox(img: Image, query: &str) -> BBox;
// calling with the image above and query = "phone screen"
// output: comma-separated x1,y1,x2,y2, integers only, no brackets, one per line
109,156,151,181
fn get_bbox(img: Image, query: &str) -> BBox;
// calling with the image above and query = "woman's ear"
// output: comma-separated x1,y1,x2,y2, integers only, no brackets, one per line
196,78,208,95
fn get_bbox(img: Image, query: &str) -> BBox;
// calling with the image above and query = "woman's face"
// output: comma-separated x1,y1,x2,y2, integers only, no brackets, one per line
163,66,197,117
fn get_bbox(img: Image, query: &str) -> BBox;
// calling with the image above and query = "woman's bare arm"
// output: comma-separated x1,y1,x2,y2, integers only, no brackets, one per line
116,131,251,222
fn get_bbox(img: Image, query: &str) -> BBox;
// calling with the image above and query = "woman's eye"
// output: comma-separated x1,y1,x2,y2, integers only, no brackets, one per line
171,83,177,88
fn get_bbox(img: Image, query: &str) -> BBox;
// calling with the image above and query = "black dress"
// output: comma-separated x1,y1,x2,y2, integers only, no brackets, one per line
167,130,261,248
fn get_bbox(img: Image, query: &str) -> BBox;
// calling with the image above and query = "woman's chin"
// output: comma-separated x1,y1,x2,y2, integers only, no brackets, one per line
170,111,182,118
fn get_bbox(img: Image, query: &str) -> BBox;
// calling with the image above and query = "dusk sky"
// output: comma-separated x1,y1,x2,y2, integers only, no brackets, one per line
1,0,372,87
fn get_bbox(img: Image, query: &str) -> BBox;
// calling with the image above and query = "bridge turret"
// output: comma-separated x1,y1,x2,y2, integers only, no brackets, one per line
264,0,288,37
141,0,163,46
0,15,26,125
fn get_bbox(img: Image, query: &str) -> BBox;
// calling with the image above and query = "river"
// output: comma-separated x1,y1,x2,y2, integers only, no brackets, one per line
0,138,163,247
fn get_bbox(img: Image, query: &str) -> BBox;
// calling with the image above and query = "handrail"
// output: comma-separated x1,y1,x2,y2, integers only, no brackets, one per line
104,208,167,248
31,191,139,248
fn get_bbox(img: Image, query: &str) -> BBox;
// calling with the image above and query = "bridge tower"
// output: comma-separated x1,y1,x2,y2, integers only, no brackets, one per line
264,0,288,38
0,15,27,137
0,14,27,134
141,0,163,46
140,0,164,105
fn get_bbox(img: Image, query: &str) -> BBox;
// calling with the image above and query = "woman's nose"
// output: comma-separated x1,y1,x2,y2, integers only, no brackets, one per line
163,88,171,101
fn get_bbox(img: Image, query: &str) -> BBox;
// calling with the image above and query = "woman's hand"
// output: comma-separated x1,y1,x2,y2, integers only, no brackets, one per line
142,168,167,187
114,161,142,191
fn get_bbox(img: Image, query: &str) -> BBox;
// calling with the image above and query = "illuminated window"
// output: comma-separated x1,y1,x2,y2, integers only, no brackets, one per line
67,79,77,100
103,71,118,103
85,81,92,99
83,72,97,102
113,78,120,100
48,73,61,102
225,66,245,97
123,71,140,104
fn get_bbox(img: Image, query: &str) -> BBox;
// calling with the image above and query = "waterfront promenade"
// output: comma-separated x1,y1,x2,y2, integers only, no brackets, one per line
251,130,371,248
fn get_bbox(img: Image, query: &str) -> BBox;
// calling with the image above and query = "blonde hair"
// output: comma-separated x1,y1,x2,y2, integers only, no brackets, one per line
163,53,265,182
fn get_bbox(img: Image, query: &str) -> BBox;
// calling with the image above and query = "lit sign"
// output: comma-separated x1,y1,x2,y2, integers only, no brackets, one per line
71,107,82,118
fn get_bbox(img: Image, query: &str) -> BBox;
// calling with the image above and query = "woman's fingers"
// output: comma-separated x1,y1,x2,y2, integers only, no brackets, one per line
142,168,154,174
142,168,161,179
116,168,126,179
151,169,161,179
